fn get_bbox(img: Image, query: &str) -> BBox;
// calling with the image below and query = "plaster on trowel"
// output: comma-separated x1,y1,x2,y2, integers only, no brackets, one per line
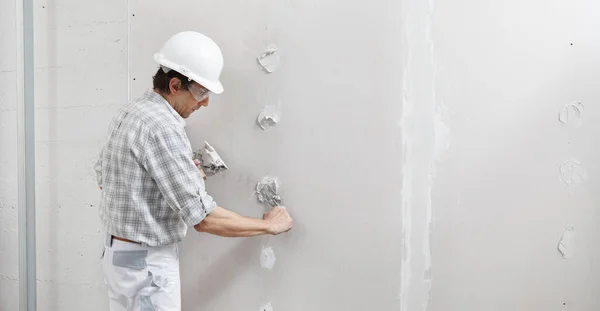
193,141,228,180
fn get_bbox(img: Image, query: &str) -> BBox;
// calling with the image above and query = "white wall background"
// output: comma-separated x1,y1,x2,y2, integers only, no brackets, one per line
2,0,128,309
429,1,600,310
0,0,599,311
0,0,19,308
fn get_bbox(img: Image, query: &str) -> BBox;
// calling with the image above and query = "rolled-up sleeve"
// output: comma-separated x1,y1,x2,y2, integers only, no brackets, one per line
142,126,217,227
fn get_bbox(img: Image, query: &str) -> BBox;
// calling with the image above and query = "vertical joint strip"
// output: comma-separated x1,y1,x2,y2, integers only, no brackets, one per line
18,0,37,309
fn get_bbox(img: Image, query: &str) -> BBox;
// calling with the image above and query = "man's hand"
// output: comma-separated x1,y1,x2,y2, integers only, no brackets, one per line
263,206,293,235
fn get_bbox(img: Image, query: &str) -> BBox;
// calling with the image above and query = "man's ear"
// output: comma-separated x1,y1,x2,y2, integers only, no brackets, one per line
168,77,182,94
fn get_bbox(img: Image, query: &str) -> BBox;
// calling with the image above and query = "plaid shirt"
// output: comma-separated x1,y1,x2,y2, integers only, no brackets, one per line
94,89,217,246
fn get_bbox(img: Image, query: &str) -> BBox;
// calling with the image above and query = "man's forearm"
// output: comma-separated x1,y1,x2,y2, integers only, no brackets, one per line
194,206,271,237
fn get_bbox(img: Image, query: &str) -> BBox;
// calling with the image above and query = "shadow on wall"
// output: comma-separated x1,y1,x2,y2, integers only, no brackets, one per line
180,237,261,310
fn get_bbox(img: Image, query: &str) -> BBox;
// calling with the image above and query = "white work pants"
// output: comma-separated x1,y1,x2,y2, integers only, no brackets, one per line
101,234,181,311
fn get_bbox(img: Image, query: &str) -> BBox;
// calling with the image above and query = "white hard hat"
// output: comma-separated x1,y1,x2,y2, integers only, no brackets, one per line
153,31,224,94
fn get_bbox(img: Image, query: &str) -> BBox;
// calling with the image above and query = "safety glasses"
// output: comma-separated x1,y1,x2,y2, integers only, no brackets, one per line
189,83,211,102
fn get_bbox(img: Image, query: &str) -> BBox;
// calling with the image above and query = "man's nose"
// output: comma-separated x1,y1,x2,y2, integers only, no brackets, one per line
200,98,209,107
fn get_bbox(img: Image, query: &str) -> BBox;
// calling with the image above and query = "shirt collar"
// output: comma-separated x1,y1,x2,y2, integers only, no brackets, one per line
146,89,187,128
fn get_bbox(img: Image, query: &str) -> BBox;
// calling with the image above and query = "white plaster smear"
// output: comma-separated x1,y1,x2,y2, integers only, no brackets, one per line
558,102,584,128
560,157,586,187
257,105,280,130
257,45,280,73
260,302,273,311
260,246,276,270
558,226,576,259
256,175,282,207
400,0,437,310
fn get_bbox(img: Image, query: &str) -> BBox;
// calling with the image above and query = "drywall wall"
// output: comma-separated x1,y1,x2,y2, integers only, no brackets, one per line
2,0,600,310
129,1,404,310
427,1,600,310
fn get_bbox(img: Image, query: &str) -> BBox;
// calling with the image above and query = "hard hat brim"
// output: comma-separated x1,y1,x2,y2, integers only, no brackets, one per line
154,55,224,94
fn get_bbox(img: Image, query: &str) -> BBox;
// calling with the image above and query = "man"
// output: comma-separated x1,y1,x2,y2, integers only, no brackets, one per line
94,31,293,311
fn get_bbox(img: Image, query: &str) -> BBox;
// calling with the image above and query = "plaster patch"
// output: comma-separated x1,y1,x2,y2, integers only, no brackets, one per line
193,141,228,176
260,302,273,311
559,157,586,187
557,226,575,259
256,175,282,207
257,105,280,130
558,102,584,128
257,45,280,73
399,0,436,308
260,246,276,270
